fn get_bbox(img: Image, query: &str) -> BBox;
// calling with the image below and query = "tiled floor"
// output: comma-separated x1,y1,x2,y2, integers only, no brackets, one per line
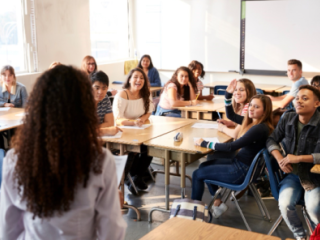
122,158,307,240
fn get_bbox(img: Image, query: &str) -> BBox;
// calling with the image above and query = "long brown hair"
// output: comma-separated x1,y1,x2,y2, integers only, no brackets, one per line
233,78,257,113
1,65,17,84
81,55,97,74
188,60,205,78
237,95,274,139
137,54,154,70
123,68,150,115
161,66,197,100
12,65,103,218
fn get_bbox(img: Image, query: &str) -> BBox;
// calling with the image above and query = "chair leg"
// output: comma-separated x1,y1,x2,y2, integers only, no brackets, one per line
127,174,139,195
148,166,156,182
302,206,314,235
268,214,283,235
231,191,252,231
249,183,271,221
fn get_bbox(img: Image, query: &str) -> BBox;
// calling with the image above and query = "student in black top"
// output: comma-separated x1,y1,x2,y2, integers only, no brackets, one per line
192,95,274,218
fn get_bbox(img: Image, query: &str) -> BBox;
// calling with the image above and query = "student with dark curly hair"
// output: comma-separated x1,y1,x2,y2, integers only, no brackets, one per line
0,65,126,240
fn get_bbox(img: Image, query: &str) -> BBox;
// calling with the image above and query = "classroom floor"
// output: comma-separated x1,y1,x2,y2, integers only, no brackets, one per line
122,157,308,240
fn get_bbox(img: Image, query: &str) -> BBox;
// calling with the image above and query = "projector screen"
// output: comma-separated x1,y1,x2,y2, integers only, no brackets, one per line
245,0,320,72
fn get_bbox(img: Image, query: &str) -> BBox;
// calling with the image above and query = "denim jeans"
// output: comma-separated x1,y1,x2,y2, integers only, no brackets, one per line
191,158,249,201
278,174,320,238
155,105,181,118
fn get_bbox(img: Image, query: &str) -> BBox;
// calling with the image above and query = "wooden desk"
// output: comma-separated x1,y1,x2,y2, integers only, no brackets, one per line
311,164,320,174
0,108,24,132
109,84,162,94
203,81,285,94
144,120,232,221
176,96,225,120
140,218,281,240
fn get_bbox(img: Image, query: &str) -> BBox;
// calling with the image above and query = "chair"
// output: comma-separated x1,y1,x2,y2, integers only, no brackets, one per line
214,85,227,95
204,148,271,231
283,90,294,109
262,149,314,236
256,88,264,94
112,81,124,85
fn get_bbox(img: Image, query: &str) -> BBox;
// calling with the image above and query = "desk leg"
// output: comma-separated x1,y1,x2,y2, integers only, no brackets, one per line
181,152,186,198
185,110,188,119
196,112,200,120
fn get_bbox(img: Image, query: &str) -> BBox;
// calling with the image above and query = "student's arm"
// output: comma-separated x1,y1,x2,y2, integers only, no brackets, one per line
269,94,294,109
219,123,241,139
188,82,196,100
138,112,151,124
224,91,244,125
95,152,127,240
149,68,161,87
100,126,122,136
167,88,197,107
100,112,114,128
198,92,214,101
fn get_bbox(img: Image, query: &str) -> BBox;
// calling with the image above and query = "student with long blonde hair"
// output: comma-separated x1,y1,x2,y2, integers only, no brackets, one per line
192,95,273,218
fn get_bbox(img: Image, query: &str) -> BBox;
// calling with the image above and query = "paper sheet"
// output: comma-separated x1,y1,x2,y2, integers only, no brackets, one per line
194,137,220,143
15,113,25,116
113,155,127,186
0,107,10,111
101,131,122,139
192,123,218,129
185,104,201,107
119,124,151,130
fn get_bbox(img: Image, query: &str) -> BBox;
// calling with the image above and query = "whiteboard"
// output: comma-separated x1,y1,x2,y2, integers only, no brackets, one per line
245,0,320,72
134,0,240,72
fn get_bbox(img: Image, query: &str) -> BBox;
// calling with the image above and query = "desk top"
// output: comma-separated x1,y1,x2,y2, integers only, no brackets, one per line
275,85,292,93
203,81,285,92
176,96,225,112
101,116,195,145
0,108,24,131
140,218,281,240
143,120,232,154
216,101,280,113
109,84,162,93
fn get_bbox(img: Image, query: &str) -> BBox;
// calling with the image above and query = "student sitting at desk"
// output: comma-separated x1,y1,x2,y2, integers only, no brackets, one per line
217,78,256,132
193,95,273,218
113,68,154,194
81,55,117,97
0,65,126,240
267,85,320,240
138,54,161,87
188,60,214,101
155,66,198,118
311,75,320,91
90,71,122,136
0,65,28,108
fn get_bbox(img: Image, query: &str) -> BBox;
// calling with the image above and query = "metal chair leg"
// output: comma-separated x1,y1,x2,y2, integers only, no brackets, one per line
302,206,314,235
148,207,170,223
249,183,271,221
148,166,156,182
231,191,252,231
123,204,141,221
268,214,283,235
127,174,139,195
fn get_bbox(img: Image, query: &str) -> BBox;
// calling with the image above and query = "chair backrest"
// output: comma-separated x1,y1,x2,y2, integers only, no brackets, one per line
214,85,227,95
112,81,124,85
256,88,264,94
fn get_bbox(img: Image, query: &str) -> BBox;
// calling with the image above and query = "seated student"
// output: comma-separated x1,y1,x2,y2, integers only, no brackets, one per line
81,55,117,97
217,78,257,133
268,59,309,109
89,71,122,136
138,54,161,87
0,148,4,187
311,75,320,90
266,85,320,240
0,65,126,240
113,67,154,194
188,60,214,100
192,95,273,218
0,65,28,108
155,66,198,117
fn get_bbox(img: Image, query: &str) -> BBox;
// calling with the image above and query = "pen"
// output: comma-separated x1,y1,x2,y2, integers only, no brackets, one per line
217,112,222,119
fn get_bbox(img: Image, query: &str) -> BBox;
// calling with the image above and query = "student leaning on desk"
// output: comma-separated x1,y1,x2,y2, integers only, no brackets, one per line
0,65,126,240
112,67,154,194
0,65,28,108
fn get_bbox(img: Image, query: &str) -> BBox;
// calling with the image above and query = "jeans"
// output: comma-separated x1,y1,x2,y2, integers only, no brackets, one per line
155,105,181,118
191,158,249,201
0,149,4,188
278,174,320,238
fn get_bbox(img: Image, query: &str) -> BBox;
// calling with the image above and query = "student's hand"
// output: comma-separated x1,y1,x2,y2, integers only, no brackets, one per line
218,123,226,132
226,79,237,93
191,100,198,105
134,119,144,127
101,126,122,136
278,158,293,173
118,190,124,209
4,103,14,107
266,95,276,101
206,94,214,101
279,154,300,165
217,119,233,127
110,89,117,96
194,138,204,146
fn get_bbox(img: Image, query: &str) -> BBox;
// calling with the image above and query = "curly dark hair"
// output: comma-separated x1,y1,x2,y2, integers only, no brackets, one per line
188,60,205,78
11,65,103,219
123,68,150,115
161,66,197,100
137,54,154,70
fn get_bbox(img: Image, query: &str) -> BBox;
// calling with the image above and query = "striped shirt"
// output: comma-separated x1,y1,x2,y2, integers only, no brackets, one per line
196,80,204,91
241,103,249,116
97,95,113,124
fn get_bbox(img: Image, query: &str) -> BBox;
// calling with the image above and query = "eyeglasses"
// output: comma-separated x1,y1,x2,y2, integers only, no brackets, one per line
312,84,320,88
87,62,96,66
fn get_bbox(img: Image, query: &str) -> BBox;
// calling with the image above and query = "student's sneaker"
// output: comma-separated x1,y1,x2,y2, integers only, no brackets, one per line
296,236,308,240
212,203,228,219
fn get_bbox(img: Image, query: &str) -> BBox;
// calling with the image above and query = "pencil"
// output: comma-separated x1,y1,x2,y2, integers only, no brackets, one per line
195,93,200,100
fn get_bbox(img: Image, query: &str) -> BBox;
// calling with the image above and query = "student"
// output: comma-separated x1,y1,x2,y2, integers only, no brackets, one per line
188,60,214,100
0,65,126,240
268,59,309,109
155,66,198,117
217,78,257,132
192,95,273,218
0,65,28,108
113,68,154,194
311,75,320,90
266,85,320,240
138,54,161,87
81,55,117,97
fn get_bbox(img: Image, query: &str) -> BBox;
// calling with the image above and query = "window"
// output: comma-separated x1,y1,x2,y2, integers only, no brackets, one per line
0,1,26,72
89,0,129,62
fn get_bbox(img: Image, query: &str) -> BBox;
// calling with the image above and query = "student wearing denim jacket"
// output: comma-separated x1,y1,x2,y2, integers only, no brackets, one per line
0,65,28,108
266,85,320,240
